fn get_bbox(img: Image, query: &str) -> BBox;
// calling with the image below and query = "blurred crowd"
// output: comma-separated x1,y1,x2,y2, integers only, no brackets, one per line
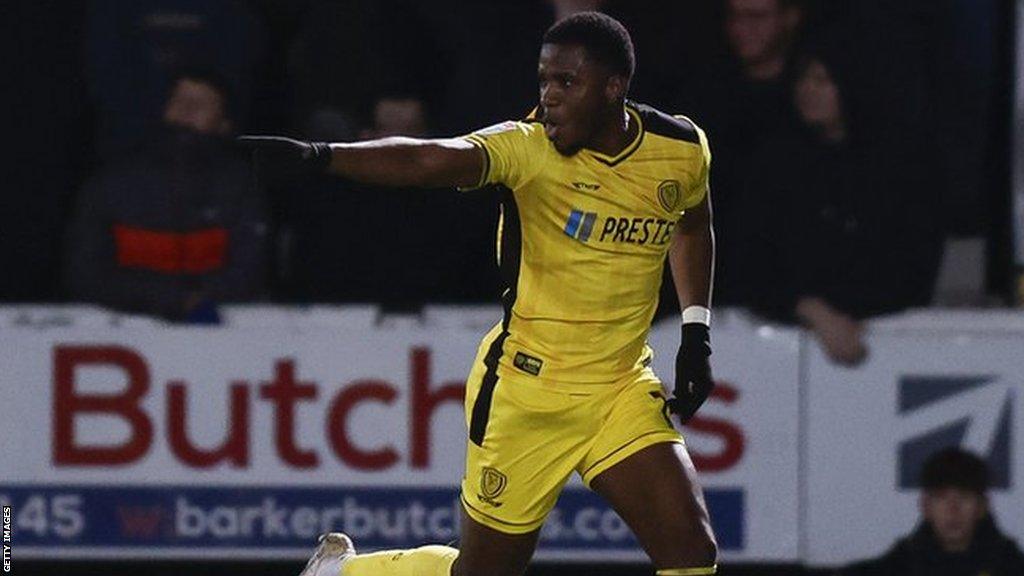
2,0,1013,360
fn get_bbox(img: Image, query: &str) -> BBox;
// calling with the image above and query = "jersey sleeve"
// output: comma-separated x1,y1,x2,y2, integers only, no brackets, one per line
679,120,712,212
461,121,546,190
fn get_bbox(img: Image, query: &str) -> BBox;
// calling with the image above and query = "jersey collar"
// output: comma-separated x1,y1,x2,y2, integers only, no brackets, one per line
585,105,645,167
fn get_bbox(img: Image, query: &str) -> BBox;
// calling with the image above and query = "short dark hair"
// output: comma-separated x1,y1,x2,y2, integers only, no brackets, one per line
920,448,989,495
543,12,635,82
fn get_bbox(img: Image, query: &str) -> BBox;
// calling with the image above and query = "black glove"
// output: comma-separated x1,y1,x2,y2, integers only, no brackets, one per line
668,323,714,423
237,135,332,183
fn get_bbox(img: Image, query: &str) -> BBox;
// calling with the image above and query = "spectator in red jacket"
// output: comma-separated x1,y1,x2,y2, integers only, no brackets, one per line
65,70,267,322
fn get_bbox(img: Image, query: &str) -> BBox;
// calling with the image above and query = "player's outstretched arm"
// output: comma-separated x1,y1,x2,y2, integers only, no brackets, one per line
667,195,715,423
237,135,484,189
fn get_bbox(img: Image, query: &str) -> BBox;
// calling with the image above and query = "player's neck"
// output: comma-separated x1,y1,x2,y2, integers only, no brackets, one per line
588,106,636,157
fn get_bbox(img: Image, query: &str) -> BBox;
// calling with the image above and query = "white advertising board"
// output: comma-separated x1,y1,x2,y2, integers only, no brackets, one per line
0,312,800,562
805,328,1024,566
649,317,802,562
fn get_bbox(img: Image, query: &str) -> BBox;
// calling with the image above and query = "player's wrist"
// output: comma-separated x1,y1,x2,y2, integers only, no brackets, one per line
681,305,711,327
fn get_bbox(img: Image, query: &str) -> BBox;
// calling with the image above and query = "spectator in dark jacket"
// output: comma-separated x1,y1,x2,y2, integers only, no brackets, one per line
673,0,804,305
838,448,1024,576
733,42,943,364
65,70,267,322
683,0,804,135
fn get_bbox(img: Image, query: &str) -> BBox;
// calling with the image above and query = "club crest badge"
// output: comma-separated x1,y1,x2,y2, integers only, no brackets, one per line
478,467,508,506
658,180,682,213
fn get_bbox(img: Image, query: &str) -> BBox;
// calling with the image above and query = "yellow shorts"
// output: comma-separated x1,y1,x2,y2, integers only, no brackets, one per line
459,333,684,534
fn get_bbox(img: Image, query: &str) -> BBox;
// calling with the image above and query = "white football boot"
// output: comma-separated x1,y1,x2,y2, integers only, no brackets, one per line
298,532,356,576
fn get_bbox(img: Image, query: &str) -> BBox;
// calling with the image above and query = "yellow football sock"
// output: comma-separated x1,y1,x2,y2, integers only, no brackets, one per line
341,545,458,576
656,567,717,575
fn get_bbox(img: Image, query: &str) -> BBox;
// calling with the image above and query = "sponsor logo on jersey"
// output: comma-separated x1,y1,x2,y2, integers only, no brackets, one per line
565,208,675,246
598,216,675,246
564,210,598,242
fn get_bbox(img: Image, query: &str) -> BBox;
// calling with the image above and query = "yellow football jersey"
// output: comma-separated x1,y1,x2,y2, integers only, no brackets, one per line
463,101,710,386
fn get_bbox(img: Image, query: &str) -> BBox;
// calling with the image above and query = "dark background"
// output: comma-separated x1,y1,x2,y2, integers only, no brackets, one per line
2,0,1017,308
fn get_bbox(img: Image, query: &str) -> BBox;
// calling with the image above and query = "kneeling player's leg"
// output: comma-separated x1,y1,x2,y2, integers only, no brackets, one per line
341,504,539,576
591,441,717,572
342,544,458,576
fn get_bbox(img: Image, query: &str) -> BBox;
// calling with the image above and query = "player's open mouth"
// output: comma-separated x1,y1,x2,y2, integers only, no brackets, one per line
544,121,559,140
